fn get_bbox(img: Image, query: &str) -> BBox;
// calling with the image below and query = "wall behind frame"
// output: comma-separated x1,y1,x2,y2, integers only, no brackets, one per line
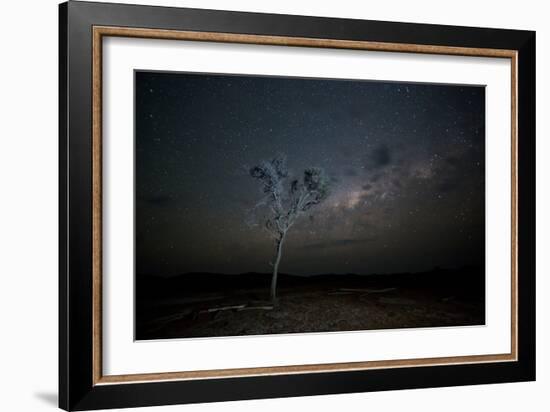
0,1,546,412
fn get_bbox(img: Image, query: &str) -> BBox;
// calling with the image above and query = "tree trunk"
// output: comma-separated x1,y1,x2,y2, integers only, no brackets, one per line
270,233,286,303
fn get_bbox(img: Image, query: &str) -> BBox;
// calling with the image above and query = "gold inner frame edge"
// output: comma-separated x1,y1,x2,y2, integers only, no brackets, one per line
91,25,518,385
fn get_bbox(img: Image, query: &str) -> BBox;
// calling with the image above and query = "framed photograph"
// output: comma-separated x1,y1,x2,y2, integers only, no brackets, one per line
59,1,536,410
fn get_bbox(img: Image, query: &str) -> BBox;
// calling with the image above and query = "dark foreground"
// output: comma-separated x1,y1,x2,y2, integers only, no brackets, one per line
136,267,485,340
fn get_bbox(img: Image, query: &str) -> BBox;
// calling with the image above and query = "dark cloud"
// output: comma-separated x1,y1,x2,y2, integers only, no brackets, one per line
368,144,392,169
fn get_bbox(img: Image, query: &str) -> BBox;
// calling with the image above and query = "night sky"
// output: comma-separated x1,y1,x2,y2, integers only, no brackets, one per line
135,71,485,277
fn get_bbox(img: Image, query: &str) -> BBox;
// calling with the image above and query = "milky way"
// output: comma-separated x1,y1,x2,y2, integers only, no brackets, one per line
135,71,485,276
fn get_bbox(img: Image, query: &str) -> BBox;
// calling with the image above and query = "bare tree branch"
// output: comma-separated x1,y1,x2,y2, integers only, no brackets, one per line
248,154,331,302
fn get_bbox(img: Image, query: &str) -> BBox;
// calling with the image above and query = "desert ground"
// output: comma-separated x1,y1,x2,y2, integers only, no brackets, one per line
135,267,485,340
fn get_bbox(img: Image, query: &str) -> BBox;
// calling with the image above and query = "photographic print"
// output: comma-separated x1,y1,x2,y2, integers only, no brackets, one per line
135,71,485,340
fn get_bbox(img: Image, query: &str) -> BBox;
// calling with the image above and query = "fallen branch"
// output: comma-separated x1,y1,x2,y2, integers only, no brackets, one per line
238,305,274,311
199,304,247,314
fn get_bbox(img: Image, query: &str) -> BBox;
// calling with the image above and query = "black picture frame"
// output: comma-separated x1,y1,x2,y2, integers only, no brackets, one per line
59,1,536,410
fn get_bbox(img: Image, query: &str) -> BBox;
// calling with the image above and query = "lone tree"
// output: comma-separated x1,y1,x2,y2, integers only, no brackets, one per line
249,154,330,302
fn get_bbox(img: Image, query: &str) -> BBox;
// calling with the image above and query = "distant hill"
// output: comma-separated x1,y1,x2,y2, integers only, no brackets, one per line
136,266,484,302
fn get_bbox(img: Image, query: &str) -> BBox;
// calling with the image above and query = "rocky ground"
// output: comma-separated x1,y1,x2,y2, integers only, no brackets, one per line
136,269,485,340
